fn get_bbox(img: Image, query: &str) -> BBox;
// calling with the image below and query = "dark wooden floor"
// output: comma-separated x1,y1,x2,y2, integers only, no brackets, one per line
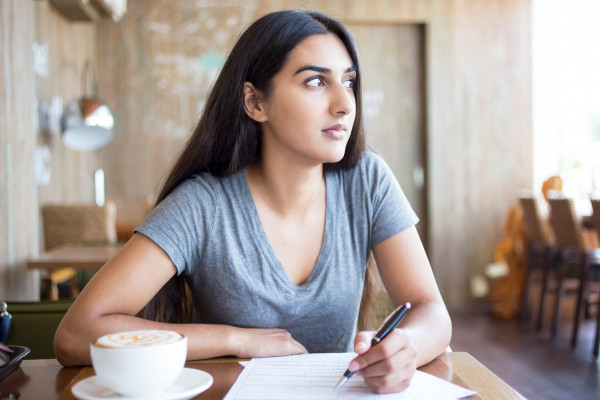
449,306,599,400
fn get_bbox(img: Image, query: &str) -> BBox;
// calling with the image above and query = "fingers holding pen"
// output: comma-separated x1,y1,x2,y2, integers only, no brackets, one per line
349,329,417,394
350,328,408,370
352,330,375,355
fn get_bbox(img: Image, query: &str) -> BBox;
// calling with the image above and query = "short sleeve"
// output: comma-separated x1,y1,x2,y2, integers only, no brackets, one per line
364,152,419,246
135,176,217,275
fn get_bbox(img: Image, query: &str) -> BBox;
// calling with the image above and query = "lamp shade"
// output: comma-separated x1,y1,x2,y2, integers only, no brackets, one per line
61,96,114,151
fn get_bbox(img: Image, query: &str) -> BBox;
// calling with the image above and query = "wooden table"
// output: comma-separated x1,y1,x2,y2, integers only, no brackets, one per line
27,244,124,271
0,352,525,400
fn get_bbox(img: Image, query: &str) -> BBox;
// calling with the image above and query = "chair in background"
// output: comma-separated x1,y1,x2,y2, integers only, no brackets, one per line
40,201,117,299
590,199,600,357
519,196,555,323
541,175,563,202
547,197,600,352
590,199,600,235
358,255,392,331
108,197,153,242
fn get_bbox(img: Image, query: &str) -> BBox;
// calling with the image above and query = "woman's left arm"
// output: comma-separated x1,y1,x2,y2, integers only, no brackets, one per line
349,225,452,393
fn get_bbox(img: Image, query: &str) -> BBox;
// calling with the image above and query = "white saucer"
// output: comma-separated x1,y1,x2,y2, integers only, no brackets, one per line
72,368,213,400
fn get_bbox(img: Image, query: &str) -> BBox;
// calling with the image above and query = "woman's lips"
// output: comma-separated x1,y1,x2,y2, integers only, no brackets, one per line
322,124,346,140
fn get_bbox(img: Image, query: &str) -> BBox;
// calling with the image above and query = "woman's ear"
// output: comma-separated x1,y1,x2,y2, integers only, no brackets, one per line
243,82,268,122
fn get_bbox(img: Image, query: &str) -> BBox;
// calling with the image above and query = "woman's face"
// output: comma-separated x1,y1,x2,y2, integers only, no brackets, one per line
258,33,357,167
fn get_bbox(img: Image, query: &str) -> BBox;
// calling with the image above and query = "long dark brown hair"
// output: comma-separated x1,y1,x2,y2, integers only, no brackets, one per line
140,10,366,323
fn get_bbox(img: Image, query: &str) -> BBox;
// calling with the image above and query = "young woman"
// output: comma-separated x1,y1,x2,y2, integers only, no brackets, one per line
55,10,451,394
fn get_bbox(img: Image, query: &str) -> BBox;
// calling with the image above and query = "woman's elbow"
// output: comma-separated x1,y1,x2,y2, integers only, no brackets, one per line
54,324,89,367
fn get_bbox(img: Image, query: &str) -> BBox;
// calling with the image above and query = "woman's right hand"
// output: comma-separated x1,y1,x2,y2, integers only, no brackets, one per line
232,327,308,358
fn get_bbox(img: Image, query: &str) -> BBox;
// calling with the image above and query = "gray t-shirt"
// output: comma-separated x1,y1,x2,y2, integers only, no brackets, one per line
136,151,418,353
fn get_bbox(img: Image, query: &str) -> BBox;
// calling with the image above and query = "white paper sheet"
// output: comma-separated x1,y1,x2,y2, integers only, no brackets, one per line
224,353,476,399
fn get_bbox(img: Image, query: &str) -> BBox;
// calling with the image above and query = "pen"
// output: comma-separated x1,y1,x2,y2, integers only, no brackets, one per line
334,302,411,390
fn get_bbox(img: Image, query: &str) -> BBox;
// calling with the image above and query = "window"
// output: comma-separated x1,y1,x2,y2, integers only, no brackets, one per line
533,0,600,215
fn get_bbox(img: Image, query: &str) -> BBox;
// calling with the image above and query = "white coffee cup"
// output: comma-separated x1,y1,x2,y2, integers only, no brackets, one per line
90,330,187,397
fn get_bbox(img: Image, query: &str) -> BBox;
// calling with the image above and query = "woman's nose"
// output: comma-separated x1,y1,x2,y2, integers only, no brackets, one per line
330,84,355,116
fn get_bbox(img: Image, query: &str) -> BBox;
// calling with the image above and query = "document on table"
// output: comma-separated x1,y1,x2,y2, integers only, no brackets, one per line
224,353,476,400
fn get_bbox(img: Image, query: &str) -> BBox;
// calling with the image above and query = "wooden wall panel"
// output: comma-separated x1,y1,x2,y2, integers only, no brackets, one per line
0,2,102,300
97,1,260,200
448,1,532,303
0,1,38,300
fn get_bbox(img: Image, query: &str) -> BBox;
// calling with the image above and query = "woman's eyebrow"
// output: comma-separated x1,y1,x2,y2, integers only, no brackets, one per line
295,65,357,75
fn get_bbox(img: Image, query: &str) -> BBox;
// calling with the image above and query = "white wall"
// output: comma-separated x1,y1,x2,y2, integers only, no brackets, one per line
533,0,600,214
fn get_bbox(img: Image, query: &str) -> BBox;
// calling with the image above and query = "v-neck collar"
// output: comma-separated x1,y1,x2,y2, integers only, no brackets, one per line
237,169,334,291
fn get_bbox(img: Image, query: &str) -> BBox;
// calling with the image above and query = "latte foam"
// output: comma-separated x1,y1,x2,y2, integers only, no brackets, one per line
94,330,182,348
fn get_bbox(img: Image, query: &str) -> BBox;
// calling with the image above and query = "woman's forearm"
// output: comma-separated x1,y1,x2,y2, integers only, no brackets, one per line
55,313,307,366
54,313,239,366
400,302,452,367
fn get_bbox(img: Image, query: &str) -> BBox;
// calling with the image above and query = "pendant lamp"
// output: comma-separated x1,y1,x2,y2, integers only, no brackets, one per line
61,61,114,151
61,61,114,205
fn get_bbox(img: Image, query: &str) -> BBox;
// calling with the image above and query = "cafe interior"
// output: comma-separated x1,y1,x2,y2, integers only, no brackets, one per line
1,0,600,399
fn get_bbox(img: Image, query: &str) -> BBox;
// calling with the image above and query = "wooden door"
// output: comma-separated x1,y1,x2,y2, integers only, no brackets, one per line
349,23,428,249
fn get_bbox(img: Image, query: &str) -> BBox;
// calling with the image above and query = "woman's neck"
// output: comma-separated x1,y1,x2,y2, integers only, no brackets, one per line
245,158,325,219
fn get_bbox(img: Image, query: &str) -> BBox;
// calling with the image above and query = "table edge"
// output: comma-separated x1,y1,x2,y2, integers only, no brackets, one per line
439,352,527,400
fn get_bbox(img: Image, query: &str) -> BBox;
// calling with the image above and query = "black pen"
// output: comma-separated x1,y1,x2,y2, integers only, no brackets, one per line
335,302,411,390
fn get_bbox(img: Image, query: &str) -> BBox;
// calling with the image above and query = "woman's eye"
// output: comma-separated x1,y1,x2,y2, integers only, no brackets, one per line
306,77,325,88
343,79,355,89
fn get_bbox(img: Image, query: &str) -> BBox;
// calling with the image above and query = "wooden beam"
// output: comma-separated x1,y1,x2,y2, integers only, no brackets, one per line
48,0,100,22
